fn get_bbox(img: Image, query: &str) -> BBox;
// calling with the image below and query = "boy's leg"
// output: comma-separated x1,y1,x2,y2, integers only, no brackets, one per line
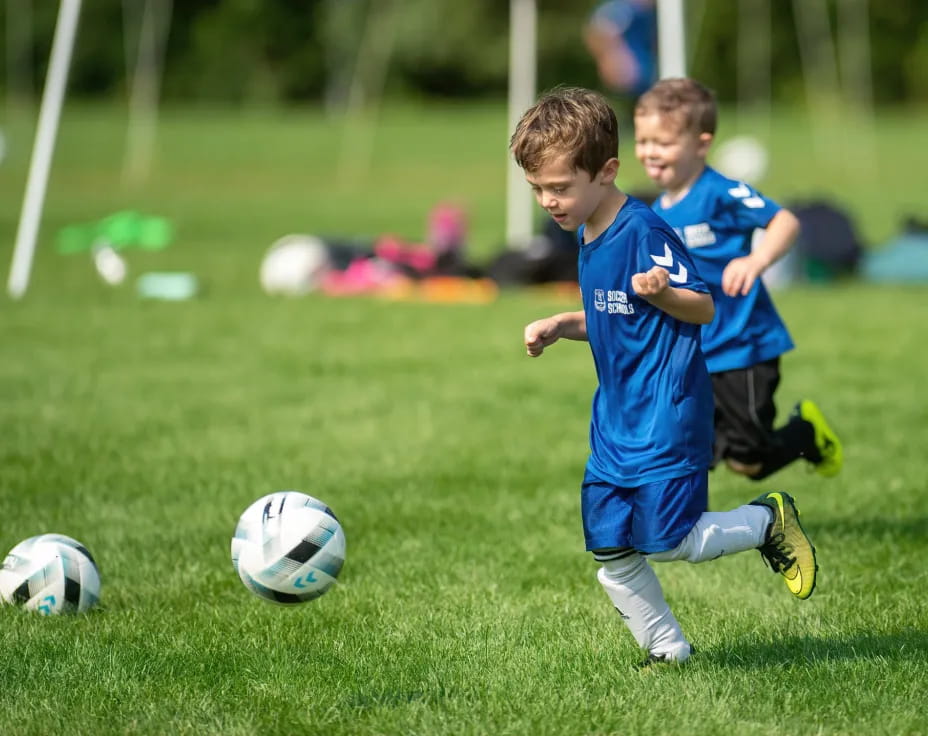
594,548,691,663
755,400,843,478
646,505,771,562
648,493,819,600
711,361,780,477
712,360,841,480
583,475,696,664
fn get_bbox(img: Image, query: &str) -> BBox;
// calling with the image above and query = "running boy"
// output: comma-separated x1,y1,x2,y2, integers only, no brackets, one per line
512,87,818,665
634,77,842,481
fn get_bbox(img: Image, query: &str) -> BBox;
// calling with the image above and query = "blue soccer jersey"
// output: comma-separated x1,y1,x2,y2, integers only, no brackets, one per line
578,196,714,487
651,166,794,373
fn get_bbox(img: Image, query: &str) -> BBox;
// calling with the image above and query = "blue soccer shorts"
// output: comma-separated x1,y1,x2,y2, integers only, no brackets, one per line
580,468,708,554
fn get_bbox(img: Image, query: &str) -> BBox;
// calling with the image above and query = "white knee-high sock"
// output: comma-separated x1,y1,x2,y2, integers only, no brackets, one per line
598,552,691,661
648,505,771,564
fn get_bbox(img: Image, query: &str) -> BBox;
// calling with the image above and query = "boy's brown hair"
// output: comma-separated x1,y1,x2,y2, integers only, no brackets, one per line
510,86,618,178
634,78,717,136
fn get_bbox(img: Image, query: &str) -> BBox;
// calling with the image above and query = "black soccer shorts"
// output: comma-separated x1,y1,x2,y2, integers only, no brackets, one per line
710,357,781,466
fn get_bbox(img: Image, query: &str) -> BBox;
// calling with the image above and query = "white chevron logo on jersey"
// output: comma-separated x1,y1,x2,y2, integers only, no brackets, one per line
651,243,674,266
650,243,688,283
728,183,751,198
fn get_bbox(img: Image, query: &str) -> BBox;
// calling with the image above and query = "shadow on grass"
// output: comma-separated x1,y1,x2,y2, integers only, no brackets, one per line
704,629,928,669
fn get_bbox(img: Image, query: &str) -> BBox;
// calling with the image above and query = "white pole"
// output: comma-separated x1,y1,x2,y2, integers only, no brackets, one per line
836,0,873,114
791,0,841,160
656,0,687,78
506,0,536,250
123,0,172,186
7,0,82,300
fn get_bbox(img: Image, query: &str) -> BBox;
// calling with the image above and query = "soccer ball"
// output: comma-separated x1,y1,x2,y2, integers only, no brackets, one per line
259,234,332,295
0,533,101,615
714,135,769,184
231,491,346,604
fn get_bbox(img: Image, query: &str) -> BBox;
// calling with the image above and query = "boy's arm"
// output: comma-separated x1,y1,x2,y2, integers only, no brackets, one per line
524,310,587,357
632,267,715,324
722,208,800,296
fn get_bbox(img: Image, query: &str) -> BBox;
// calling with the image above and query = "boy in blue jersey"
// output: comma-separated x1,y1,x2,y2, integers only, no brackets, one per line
511,87,818,666
634,77,843,481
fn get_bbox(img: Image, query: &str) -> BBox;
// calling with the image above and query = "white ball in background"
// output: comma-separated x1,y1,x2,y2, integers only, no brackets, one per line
259,234,332,295
231,491,346,605
93,244,128,285
0,533,101,615
714,135,769,184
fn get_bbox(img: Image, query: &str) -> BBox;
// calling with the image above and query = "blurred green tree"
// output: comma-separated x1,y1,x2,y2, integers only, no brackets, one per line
0,0,924,106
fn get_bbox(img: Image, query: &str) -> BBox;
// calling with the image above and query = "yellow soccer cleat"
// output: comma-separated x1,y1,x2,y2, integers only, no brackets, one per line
750,491,818,600
798,399,843,477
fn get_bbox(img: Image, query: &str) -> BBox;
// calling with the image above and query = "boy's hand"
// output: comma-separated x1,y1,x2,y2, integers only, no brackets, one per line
524,317,561,357
722,255,765,296
632,266,670,297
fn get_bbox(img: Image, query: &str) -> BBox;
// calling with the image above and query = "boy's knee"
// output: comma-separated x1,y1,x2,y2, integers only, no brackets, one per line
725,457,764,478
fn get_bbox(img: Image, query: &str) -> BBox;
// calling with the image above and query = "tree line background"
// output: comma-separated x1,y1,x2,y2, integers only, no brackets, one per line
2,0,926,107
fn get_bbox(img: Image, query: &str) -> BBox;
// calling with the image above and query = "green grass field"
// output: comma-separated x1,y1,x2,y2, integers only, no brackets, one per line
1,102,927,735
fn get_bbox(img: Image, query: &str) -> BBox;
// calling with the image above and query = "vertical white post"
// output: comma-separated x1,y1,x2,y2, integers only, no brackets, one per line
656,0,687,78
836,0,873,114
123,0,172,186
792,0,842,161
8,0,82,299
506,0,536,249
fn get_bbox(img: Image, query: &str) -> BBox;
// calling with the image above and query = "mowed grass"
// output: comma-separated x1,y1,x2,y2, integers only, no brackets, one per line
1,102,927,735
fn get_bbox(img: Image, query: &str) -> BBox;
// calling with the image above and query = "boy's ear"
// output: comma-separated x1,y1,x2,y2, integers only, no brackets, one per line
698,132,714,156
599,157,620,184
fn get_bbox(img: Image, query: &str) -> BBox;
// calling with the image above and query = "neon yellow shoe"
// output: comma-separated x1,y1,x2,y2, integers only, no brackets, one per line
798,399,843,477
750,491,818,600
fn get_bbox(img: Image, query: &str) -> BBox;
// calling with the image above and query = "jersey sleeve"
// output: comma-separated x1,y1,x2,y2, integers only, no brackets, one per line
722,180,781,231
590,1,633,33
640,228,708,293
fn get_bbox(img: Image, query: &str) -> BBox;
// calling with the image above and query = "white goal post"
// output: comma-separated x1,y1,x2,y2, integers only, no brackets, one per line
505,0,686,249
7,0,82,299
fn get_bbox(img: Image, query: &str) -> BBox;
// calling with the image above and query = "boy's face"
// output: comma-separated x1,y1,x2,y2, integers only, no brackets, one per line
523,153,619,232
634,112,711,194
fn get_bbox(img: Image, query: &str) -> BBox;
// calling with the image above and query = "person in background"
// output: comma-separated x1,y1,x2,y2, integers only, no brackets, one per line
633,77,843,482
584,0,657,100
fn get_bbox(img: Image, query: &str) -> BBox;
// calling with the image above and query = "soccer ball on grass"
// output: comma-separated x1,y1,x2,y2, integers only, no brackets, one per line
0,533,101,614
231,491,346,604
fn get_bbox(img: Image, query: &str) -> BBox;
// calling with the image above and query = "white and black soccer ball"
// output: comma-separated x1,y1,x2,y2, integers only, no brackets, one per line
259,234,332,295
0,533,101,615
231,491,346,604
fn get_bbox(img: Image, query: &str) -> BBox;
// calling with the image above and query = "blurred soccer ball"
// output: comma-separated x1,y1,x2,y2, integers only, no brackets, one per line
714,135,769,184
259,234,332,295
0,534,101,615
231,491,346,604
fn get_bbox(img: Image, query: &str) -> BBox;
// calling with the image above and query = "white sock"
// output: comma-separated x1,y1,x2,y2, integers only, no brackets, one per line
648,505,771,564
598,552,691,661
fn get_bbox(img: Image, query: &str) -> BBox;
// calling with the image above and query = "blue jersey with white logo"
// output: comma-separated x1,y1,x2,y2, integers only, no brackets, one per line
578,196,714,486
651,166,794,373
